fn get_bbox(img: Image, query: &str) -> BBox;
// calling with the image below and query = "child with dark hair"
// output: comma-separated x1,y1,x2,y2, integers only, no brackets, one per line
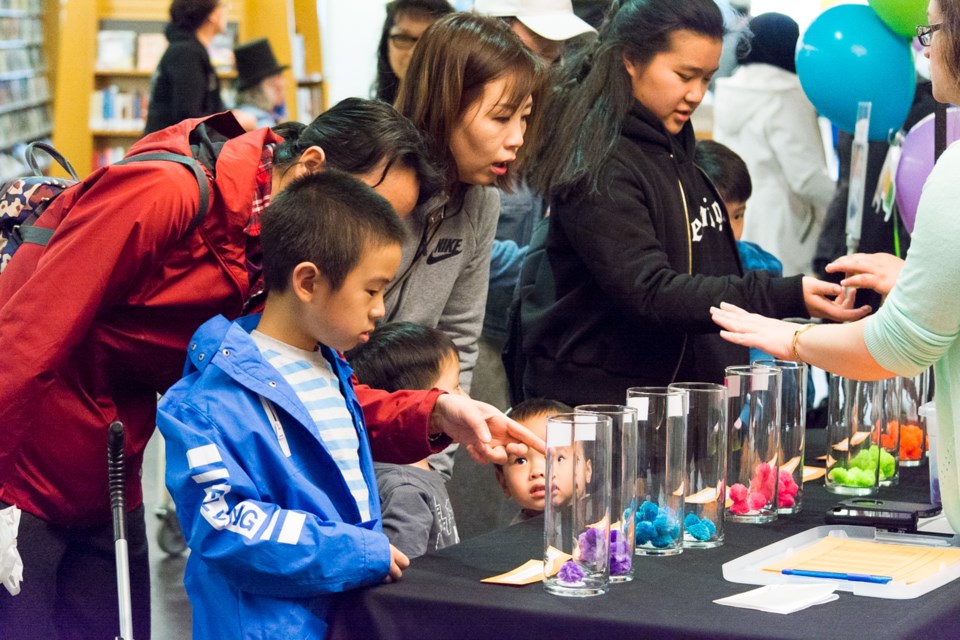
694,139,782,278
347,322,462,558
496,398,572,523
158,170,409,639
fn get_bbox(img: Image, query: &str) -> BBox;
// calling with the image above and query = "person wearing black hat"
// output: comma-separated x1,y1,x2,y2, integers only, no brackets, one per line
713,12,836,277
234,38,289,130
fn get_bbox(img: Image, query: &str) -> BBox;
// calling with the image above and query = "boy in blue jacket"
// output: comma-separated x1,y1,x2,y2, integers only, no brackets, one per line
158,170,409,639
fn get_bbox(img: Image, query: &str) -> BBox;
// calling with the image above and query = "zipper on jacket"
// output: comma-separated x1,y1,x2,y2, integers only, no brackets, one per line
259,396,291,458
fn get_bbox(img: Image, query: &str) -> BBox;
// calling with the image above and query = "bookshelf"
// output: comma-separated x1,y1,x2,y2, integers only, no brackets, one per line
49,0,327,177
0,0,54,180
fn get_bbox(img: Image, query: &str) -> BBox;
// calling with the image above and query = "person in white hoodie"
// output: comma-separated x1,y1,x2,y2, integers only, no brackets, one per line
713,12,835,276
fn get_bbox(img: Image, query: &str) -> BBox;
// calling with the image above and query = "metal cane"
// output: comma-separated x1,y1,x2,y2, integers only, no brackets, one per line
108,421,134,640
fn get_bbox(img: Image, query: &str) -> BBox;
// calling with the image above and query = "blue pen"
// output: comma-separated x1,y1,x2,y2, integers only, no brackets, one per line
781,569,892,584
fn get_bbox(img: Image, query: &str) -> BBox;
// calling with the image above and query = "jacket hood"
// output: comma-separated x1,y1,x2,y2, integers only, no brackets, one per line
129,113,283,218
713,64,803,134
621,100,697,162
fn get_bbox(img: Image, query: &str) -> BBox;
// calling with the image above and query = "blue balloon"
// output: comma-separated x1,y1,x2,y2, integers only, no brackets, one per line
797,4,916,141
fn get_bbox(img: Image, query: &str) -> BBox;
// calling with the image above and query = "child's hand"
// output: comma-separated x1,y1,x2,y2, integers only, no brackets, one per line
385,545,410,583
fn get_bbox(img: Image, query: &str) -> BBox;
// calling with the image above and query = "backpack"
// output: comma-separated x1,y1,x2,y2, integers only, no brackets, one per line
0,141,211,273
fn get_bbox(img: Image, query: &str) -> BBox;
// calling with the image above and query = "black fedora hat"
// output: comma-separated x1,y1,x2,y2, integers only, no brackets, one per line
235,38,288,90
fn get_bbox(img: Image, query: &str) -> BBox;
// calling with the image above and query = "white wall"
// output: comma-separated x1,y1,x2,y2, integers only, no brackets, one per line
317,0,388,106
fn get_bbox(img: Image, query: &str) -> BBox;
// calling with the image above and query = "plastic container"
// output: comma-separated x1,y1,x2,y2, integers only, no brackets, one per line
722,525,960,599
920,401,940,506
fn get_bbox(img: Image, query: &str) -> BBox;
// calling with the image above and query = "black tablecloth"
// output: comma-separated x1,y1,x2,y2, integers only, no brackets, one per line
328,432,954,640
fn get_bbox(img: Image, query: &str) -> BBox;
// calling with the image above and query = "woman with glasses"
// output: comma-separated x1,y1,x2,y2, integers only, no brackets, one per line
144,0,230,134
374,0,454,104
713,0,960,534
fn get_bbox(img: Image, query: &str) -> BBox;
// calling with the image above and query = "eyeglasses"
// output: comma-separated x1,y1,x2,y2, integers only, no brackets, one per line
917,23,942,47
388,33,419,50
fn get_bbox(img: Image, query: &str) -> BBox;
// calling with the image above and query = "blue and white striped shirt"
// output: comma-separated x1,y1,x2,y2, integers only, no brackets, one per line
251,331,370,521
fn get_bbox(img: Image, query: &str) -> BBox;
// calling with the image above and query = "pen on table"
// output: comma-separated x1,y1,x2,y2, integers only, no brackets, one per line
781,569,892,584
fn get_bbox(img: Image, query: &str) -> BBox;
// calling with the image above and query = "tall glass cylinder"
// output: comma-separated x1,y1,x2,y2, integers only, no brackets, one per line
668,382,727,548
725,365,781,524
626,387,686,557
755,360,807,514
825,376,897,495
575,405,638,582
543,413,612,597
898,370,930,467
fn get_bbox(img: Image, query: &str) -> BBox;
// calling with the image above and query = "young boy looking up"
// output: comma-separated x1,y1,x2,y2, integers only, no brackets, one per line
158,171,408,640
495,398,572,523
347,321,463,558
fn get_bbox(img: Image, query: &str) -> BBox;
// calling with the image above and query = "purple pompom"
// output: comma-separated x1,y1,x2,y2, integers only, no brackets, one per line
558,560,585,583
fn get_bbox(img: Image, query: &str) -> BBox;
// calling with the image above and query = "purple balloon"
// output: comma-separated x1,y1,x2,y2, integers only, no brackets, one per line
896,109,960,234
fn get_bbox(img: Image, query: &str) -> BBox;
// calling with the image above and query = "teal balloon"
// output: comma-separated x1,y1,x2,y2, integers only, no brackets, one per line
869,0,928,37
797,4,916,141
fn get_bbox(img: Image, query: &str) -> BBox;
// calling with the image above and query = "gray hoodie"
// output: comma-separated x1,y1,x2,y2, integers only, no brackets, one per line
383,184,499,393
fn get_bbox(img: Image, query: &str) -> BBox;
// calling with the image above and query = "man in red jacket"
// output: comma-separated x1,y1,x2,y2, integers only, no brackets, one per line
0,101,542,640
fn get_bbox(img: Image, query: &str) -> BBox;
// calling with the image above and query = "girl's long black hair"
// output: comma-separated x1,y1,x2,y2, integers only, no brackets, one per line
527,0,723,201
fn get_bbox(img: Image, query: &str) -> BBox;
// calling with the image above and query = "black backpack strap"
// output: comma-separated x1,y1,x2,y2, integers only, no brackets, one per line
25,141,80,181
12,225,55,248
115,152,211,237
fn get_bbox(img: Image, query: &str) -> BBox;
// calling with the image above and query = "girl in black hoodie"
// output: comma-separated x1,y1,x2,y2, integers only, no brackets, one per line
518,0,869,406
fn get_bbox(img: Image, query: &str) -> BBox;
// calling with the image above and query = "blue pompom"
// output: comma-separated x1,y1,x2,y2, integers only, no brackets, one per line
637,521,656,544
639,501,659,522
703,518,717,536
684,513,700,528
652,533,674,548
687,522,710,541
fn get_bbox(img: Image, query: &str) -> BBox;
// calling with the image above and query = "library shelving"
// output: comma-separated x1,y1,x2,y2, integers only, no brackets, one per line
0,0,53,180
50,0,327,177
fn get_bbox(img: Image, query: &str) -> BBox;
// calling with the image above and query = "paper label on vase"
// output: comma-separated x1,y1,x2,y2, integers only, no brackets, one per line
667,394,683,417
752,373,770,391
575,415,597,442
547,423,573,447
628,397,649,420
727,376,740,398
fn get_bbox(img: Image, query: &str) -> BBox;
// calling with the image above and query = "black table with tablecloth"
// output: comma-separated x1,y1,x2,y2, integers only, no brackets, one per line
328,431,955,640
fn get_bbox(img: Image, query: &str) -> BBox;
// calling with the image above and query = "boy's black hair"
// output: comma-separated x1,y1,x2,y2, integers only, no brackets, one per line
345,321,457,392
694,139,753,204
260,170,406,293
507,398,573,425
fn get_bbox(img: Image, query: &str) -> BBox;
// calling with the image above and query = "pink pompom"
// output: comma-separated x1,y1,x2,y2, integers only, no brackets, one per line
750,463,776,501
730,501,751,515
729,483,748,502
779,493,795,508
747,492,767,511
779,470,798,494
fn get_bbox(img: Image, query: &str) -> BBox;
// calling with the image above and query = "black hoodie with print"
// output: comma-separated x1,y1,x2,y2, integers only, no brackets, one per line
519,101,807,405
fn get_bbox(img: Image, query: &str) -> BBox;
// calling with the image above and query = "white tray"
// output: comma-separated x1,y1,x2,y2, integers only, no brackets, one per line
722,525,960,599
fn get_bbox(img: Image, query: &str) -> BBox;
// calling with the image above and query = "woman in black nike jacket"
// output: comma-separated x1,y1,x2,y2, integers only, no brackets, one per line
518,0,869,406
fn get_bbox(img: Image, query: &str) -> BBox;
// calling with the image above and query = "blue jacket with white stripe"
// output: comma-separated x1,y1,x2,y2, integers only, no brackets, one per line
157,314,390,639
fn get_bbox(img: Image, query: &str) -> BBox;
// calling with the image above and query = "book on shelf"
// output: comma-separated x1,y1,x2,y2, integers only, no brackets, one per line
96,30,136,72
89,85,147,132
136,32,167,72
